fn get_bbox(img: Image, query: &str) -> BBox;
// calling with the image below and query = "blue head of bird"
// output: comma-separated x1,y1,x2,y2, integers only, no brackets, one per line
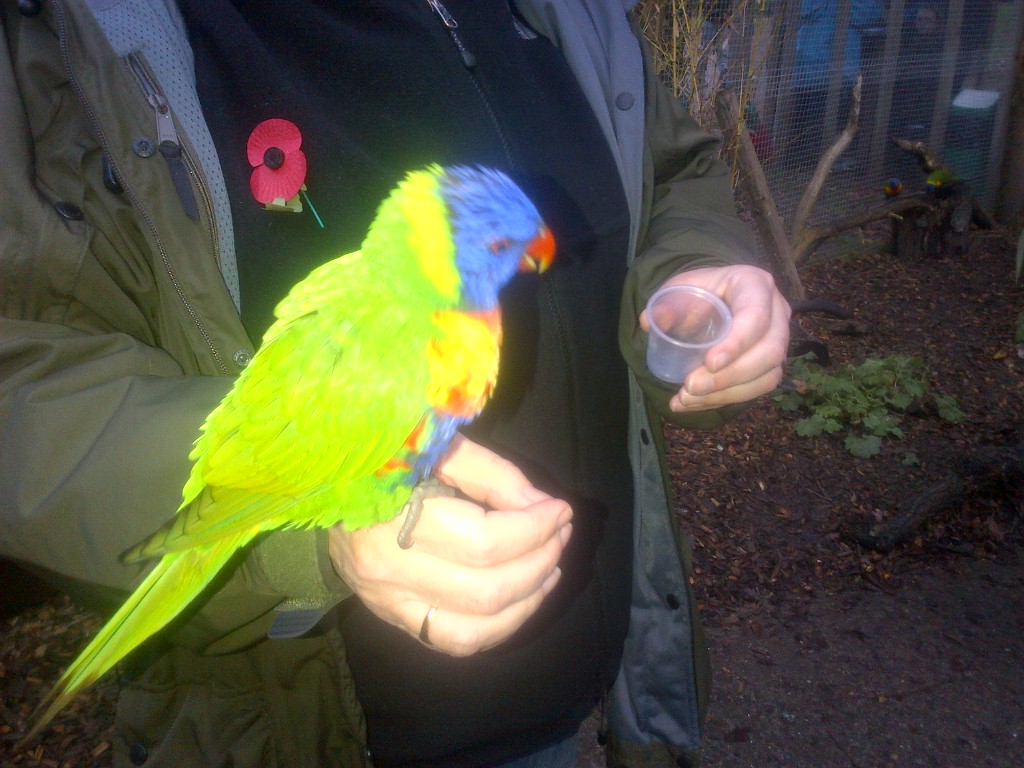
438,166,555,311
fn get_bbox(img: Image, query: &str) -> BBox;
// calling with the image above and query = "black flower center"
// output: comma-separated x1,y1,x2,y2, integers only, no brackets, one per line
263,146,286,170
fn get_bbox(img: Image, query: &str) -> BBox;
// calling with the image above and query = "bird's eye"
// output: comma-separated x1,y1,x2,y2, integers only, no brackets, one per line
488,237,512,255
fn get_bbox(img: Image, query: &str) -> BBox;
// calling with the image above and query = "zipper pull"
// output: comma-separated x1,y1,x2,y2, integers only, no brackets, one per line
146,91,178,148
144,92,199,221
426,0,477,70
130,55,200,221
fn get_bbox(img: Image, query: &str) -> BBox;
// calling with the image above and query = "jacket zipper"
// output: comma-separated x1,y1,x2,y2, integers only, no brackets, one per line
125,53,223,274
127,54,200,222
426,0,476,69
424,0,516,170
49,1,228,374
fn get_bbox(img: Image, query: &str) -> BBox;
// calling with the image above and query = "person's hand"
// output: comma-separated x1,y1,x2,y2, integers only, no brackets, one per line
640,265,790,412
327,434,572,657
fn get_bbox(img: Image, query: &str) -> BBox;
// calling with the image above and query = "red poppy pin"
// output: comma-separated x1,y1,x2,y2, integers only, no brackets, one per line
247,118,323,226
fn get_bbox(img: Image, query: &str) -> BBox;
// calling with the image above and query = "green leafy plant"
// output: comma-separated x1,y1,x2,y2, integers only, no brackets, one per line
775,355,963,458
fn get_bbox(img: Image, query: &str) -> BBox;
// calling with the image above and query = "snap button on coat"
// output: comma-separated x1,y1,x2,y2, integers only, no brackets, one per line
103,154,125,194
53,201,84,221
128,742,148,765
132,136,157,158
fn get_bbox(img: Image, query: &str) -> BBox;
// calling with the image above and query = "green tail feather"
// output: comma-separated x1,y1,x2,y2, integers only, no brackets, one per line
23,536,243,742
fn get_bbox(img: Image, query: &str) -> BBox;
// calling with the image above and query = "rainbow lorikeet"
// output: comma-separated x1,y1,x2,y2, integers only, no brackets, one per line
925,167,962,197
27,164,555,738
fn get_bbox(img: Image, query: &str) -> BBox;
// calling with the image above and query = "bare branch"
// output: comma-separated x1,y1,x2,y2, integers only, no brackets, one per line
793,195,936,263
716,89,805,300
791,75,863,239
891,137,944,174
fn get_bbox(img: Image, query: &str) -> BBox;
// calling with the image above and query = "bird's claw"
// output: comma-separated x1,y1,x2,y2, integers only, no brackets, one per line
396,477,456,549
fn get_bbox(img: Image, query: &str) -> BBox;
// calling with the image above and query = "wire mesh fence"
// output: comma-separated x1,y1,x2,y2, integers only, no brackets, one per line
639,0,1023,229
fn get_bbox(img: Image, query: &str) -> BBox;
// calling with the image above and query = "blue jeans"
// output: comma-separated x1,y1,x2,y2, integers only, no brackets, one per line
490,734,579,768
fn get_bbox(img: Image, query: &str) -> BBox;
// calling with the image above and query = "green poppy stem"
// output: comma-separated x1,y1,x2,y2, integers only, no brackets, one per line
302,189,325,229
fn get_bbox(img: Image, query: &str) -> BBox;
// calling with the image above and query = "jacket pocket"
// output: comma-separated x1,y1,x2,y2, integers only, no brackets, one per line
112,633,367,768
114,675,278,768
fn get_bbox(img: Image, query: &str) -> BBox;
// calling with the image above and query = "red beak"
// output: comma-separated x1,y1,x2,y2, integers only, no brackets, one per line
521,225,555,274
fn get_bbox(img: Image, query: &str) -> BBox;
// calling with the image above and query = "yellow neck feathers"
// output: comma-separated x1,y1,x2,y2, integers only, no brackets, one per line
398,168,460,302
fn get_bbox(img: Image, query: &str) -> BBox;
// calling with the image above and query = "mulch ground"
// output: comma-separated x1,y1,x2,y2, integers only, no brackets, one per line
2,224,1022,767
662,223,1024,768
672,224,1023,627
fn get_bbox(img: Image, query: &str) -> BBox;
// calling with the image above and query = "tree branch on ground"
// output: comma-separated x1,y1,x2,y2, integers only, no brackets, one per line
847,444,1024,552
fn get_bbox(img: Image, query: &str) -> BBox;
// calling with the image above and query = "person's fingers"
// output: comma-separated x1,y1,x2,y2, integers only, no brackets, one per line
327,492,573,654
700,282,791,375
434,434,551,508
408,493,573,566
679,302,790,399
342,502,570,615
670,365,785,412
642,266,790,409
326,438,575,654
392,567,563,656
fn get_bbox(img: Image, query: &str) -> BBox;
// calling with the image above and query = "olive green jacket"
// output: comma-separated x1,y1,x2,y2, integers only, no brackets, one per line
0,1,755,766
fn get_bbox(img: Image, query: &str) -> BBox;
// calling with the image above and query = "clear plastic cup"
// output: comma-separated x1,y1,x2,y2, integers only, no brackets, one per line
645,285,732,384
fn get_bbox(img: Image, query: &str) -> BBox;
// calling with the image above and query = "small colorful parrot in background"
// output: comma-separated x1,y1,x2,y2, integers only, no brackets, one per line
26,164,555,739
884,177,903,198
925,166,962,198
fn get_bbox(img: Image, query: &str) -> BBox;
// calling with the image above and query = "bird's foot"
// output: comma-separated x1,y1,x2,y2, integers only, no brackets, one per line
397,477,456,549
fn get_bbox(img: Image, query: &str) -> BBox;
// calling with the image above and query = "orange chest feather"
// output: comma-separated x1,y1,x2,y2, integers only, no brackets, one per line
426,308,502,418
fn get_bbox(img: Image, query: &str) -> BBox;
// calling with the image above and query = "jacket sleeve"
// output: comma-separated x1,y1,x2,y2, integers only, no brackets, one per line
0,319,230,593
619,19,759,428
0,8,346,653
0,321,349,650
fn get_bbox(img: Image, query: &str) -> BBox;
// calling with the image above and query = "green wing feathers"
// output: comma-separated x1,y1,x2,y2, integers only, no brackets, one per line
185,249,435,508
121,488,303,562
